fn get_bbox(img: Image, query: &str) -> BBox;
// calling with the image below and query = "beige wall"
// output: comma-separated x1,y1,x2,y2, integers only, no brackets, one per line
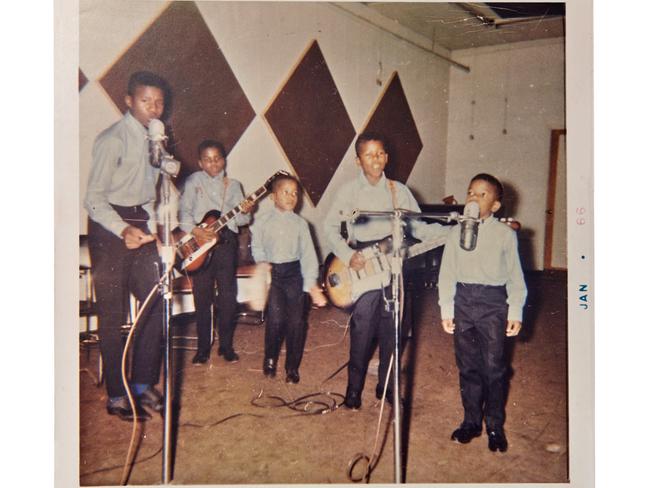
446,38,566,270
79,1,451,257
80,2,566,270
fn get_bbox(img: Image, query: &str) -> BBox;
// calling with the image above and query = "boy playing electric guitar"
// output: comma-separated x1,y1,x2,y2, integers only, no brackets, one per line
178,139,254,364
323,132,448,409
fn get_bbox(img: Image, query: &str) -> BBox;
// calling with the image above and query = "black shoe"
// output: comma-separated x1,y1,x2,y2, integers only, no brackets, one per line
344,388,362,410
285,369,300,384
218,348,239,362
487,429,508,452
263,358,277,377
139,386,164,414
192,350,210,364
106,397,151,422
451,423,482,444
375,385,394,405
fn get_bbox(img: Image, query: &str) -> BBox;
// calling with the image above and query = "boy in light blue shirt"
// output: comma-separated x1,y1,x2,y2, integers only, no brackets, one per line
178,140,253,364
438,173,527,453
251,174,326,383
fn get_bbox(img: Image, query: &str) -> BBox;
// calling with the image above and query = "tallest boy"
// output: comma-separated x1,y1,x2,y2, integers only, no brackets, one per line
84,71,170,421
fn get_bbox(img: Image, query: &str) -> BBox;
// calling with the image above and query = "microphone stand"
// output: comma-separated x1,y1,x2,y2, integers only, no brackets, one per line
348,207,468,482
158,171,176,484
389,210,405,483
349,208,410,483
148,121,182,484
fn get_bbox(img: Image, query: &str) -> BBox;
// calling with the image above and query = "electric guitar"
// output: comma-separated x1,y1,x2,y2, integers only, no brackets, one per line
323,235,448,309
323,218,521,309
175,170,289,272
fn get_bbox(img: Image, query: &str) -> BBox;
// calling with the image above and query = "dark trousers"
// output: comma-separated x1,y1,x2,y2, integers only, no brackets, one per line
453,283,508,430
348,289,395,394
88,207,163,398
265,261,305,371
190,228,239,354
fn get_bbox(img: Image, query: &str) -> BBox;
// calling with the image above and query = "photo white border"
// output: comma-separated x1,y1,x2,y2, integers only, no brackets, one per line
52,1,597,487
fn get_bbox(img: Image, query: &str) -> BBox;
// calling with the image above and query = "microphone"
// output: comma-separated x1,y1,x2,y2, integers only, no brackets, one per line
147,119,181,177
459,201,480,251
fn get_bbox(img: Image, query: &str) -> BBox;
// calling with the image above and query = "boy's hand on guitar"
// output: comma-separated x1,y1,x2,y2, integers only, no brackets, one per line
309,286,328,308
441,318,455,334
505,320,522,337
121,225,155,249
191,226,219,246
240,200,255,214
349,251,366,271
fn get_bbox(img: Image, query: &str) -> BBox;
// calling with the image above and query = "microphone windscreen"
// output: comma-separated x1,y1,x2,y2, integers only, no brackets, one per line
463,201,480,219
148,119,165,140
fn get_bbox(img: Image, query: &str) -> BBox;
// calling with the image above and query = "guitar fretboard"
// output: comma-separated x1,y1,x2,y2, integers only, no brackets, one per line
405,236,447,258
205,186,268,233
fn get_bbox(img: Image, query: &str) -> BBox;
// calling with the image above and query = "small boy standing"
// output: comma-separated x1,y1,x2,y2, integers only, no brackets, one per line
250,174,327,383
438,173,527,452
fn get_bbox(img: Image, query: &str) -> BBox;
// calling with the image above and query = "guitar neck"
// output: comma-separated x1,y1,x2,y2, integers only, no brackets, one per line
205,186,268,233
404,236,448,258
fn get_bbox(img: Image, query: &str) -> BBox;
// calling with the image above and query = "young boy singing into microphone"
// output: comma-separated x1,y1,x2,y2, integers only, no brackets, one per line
437,173,527,452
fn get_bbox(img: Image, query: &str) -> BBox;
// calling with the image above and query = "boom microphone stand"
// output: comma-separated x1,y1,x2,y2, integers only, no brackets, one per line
350,208,414,483
349,208,466,483
389,209,405,483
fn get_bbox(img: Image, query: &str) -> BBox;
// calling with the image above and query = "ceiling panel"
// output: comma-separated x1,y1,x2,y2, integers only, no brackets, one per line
365,2,565,51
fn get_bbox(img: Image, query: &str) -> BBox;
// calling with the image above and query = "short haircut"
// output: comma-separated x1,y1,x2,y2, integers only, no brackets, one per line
354,132,388,157
470,173,504,202
127,71,169,99
197,139,226,159
271,173,300,193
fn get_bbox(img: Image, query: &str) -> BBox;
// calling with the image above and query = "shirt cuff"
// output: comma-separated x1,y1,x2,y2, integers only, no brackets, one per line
440,303,455,320
109,221,130,239
507,306,524,322
147,219,157,235
303,279,317,293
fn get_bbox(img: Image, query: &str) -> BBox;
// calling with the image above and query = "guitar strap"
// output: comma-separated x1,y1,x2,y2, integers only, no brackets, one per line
220,176,230,213
345,178,399,248
387,178,398,209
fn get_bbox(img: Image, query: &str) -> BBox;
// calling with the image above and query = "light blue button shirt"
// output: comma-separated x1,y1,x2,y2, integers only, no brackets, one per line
178,170,251,233
438,215,527,321
324,171,449,264
84,111,159,236
250,206,320,292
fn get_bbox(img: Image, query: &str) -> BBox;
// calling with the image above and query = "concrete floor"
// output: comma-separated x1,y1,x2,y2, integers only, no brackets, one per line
79,272,567,485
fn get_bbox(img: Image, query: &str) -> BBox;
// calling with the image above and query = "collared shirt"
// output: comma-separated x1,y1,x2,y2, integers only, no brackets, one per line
323,170,449,264
250,206,319,292
178,170,250,233
437,215,527,321
84,111,159,237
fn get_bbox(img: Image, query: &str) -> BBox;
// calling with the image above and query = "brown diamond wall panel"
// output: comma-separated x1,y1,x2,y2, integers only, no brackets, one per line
99,1,255,179
79,68,88,92
264,40,356,207
363,72,423,184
